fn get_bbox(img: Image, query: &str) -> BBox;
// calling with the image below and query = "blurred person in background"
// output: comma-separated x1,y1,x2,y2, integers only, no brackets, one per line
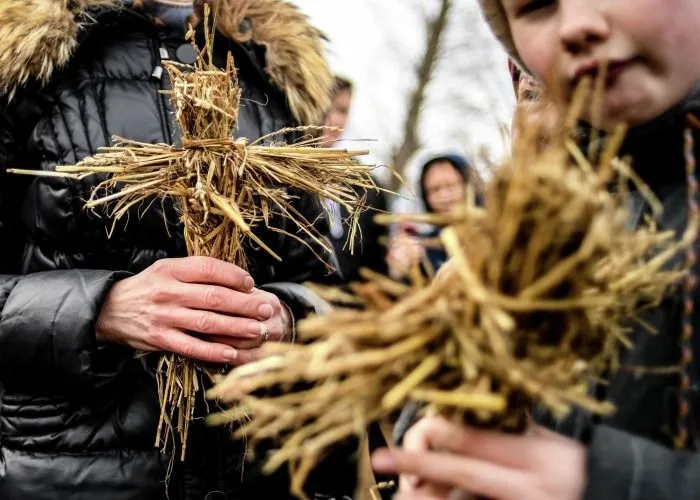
387,154,482,279
323,76,390,283
324,76,354,145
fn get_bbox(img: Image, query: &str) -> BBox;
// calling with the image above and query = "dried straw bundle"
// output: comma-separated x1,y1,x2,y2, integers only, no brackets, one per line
205,86,698,498
10,9,377,459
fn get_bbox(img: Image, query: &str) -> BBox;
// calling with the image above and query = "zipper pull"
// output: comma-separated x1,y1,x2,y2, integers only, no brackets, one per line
159,47,170,60
151,66,164,80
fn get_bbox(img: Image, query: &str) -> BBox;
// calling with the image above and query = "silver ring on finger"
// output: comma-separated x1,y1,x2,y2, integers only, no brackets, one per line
261,323,269,343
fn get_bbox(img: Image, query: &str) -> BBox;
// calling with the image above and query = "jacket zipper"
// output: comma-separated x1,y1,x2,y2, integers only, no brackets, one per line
149,39,172,146
149,36,188,257
157,37,175,144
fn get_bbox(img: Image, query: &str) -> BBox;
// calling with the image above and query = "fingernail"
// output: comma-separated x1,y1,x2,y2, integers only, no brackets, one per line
258,303,274,319
371,450,396,471
243,276,255,292
224,348,238,362
248,322,263,336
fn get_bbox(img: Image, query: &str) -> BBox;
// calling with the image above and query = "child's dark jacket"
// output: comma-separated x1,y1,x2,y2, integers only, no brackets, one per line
553,87,700,500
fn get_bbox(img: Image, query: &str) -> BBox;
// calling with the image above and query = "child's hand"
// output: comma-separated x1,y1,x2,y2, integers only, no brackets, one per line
387,232,425,278
372,417,586,500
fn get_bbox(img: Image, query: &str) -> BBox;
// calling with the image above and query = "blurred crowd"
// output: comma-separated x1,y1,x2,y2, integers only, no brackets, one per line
323,62,550,285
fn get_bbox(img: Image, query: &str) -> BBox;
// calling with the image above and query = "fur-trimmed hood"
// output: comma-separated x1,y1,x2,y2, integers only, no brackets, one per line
0,0,331,124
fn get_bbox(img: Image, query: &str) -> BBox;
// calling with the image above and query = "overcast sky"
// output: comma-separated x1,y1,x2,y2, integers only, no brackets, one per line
295,0,516,194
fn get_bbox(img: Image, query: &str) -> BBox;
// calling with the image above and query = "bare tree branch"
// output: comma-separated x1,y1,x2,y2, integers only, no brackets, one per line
390,0,452,190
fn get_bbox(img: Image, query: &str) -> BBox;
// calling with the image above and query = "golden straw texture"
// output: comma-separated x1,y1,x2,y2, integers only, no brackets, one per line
206,82,697,499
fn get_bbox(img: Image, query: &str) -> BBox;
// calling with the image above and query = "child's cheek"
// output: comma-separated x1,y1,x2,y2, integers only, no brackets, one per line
513,26,560,85
632,0,700,76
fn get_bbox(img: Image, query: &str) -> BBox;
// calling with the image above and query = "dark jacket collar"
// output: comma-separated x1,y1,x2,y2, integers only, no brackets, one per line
579,86,700,190
618,86,700,188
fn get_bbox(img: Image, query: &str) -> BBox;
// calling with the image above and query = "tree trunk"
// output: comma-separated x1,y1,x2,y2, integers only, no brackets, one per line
390,0,452,191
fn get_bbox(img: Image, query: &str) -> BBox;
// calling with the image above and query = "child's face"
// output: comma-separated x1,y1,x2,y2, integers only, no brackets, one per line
503,0,700,129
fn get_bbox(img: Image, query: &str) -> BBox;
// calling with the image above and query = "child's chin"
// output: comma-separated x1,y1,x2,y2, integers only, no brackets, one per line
607,103,671,130
600,78,691,129
587,92,658,130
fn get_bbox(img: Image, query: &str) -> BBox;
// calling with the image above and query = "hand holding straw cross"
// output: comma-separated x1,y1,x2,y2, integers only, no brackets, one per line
9,6,380,460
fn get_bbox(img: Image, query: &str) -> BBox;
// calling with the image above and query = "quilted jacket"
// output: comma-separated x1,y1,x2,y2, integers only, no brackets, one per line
0,2,358,499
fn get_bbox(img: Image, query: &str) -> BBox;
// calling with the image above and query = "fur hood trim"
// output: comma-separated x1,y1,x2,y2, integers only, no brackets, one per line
194,0,332,125
0,0,110,98
0,0,332,124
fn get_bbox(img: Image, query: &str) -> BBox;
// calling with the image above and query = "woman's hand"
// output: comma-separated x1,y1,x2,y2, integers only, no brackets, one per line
372,417,586,500
96,256,291,365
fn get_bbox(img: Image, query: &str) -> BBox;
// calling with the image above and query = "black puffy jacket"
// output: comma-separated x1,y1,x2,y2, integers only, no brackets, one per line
0,3,357,499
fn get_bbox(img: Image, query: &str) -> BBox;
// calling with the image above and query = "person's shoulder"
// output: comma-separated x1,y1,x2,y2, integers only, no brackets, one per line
683,84,700,115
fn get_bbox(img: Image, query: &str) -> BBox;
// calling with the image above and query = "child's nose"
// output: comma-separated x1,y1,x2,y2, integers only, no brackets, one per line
559,0,611,54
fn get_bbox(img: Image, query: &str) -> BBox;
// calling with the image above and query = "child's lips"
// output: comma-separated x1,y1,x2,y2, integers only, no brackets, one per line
570,58,637,90
604,60,636,86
